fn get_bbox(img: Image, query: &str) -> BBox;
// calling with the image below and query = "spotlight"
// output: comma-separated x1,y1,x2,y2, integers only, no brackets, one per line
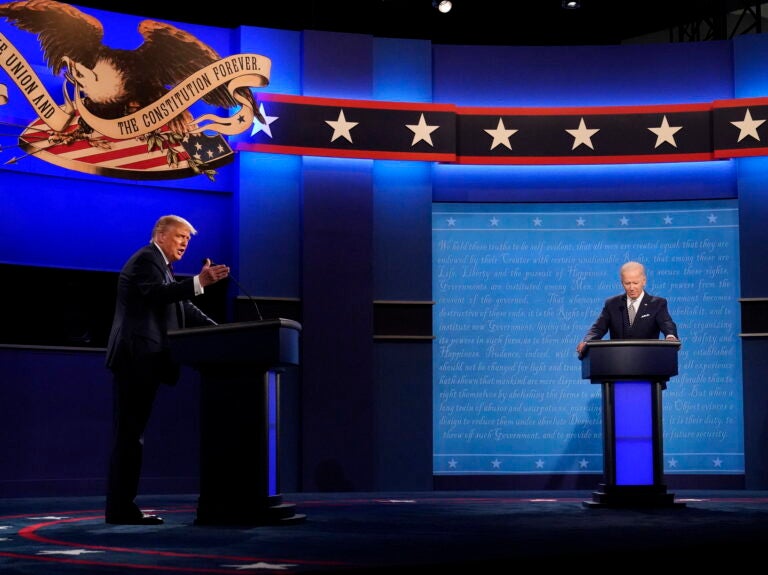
433,1,452,14
562,0,581,8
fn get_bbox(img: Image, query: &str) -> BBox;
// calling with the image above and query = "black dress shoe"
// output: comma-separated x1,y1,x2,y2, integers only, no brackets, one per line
106,513,164,525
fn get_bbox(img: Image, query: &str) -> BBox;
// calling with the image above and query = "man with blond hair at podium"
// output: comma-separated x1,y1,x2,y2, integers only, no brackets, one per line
104,214,230,525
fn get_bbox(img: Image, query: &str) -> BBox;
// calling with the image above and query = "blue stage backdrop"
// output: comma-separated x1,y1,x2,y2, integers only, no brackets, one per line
432,199,742,476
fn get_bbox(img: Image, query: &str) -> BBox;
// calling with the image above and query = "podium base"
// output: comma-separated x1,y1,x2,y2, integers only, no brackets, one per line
194,494,307,526
583,483,686,509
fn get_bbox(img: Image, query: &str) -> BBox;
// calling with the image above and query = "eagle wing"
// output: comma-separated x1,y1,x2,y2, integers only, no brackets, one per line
0,0,104,75
0,2,264,125
136,20,258,111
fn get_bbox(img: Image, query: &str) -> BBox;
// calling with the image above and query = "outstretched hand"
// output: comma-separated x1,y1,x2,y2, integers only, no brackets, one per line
199,258,230,287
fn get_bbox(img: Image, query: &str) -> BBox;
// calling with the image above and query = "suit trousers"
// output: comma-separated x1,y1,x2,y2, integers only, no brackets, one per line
105,371,161,517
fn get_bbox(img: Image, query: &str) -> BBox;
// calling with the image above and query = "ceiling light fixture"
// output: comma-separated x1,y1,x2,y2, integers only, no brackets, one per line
433,1,453,14
562,1,581,9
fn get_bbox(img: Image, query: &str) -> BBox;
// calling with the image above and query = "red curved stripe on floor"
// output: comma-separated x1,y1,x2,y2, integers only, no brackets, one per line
15,510,350,569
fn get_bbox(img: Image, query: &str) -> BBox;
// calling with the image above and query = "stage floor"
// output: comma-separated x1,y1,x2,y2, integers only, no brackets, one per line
1,490,767,573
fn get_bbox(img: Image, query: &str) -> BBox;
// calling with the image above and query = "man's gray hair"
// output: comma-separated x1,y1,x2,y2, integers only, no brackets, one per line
620,261,645,277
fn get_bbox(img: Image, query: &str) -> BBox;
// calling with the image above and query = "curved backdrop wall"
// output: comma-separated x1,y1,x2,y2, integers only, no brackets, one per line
1,4,767,494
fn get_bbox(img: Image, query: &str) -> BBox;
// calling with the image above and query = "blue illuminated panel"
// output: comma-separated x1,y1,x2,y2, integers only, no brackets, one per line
268,371,278,496
614,382,653,485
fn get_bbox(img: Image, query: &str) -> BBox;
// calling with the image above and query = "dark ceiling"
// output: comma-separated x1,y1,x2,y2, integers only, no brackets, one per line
71,0,765,46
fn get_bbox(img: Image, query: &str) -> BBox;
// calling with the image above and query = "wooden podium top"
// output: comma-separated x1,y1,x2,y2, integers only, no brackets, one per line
169,318,301,368
581,339,680,383
584,339,680,349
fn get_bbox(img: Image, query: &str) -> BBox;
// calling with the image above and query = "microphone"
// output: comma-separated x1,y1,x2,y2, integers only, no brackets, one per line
202,258,264,321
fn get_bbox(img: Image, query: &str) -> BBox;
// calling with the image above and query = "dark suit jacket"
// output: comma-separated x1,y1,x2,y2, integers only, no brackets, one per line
582,292,678,342
105,243,216,385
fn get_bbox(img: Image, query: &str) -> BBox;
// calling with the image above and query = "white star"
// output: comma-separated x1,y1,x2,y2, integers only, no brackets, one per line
0,526,10,530
38,549,104,556
491,458,502,469
619,216,629,226
446,217,457,227
448,458,458,468
406,113,439,146
731,109,765,142
578,458,590,468
532,217,543,227
27,516,68,520
222,562,297,571
325,109,358,143
535,459,545,469
576,217,586,226
713,457,723,468
250,103,278,138
0,538,9,542
484,118,518,150
667,457,678,468
566,117,600,150
489,217,500,226
707,213,718,223
648,115,682,148
663,215,673,224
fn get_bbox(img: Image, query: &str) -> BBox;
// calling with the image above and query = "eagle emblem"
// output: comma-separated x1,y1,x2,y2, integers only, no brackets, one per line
0,0,271,179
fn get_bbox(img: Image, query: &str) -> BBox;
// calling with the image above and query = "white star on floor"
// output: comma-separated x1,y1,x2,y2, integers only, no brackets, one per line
648,115,682,148
325,109,358,143
406,113,439,146
731,108,765,142
485,118,518,150
37,549,104,556
251,103,278,137
566,117,600,150
221,562,297,570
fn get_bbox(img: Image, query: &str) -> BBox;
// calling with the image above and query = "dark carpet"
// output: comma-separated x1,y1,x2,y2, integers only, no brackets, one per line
1,490,767,573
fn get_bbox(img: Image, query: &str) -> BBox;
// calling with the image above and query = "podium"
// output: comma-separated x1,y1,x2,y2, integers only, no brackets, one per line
168,319,305,525
580,339,684,508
